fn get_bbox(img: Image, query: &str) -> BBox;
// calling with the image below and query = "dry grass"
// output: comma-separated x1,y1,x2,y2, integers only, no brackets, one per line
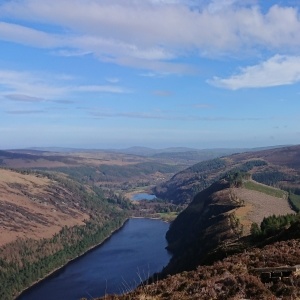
233,182,294,235
1,151,150,170
234,203,254,235
73,152,147,166
100,237,300,300
0,169,89,246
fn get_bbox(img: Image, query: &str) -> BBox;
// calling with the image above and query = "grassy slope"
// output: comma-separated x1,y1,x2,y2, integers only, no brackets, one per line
289,193,300,211
243,180,286,198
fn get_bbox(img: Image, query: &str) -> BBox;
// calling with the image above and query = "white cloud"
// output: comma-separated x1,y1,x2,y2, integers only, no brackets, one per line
0,70,66,98
1,1,300,72
210,55,300,89
5,94,46,102
74,85,130,94
0,21,63,48
106,78,120,84
90,109,264,121
52,49,92,57
0,69,130,100
6,109,45,115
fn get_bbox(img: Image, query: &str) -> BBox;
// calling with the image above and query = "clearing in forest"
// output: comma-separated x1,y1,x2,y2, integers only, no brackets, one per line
233,180,294,235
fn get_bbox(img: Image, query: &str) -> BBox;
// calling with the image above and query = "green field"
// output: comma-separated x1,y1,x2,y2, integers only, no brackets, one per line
289,193,300,212
157,212,179,222
243,181,286,198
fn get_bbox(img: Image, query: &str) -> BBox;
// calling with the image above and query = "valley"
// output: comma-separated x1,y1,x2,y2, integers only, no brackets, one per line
1,145,300,299
2,1,299,299
95,144,300,299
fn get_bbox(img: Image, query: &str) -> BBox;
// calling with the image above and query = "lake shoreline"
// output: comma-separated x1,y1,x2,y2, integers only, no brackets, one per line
15,218,130,300
131,216,170,224
16,218,171,300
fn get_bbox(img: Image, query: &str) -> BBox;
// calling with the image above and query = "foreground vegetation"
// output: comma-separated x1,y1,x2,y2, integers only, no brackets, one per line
99,234,300,300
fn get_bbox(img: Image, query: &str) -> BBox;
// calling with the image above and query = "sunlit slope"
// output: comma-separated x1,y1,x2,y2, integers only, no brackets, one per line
0,169,89,246
0,167,129,300
233,180,293,235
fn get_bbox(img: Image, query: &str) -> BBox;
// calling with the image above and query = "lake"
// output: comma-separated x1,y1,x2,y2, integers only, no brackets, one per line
131,193,157,201
17,218,171,300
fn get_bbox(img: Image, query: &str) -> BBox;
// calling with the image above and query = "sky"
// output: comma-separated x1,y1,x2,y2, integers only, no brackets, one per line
0,0,299,149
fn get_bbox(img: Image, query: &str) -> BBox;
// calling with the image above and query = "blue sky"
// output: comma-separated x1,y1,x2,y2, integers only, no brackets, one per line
0,0,299,149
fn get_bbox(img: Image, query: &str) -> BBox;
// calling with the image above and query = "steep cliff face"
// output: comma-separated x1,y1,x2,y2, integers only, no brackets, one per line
162,180,243,275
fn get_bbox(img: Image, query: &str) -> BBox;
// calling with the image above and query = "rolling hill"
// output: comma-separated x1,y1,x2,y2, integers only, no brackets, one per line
154,145,300,204
0,168,88,246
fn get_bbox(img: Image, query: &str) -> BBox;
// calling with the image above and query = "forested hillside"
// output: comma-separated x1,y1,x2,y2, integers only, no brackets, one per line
154,145,300,204
0,168,129,300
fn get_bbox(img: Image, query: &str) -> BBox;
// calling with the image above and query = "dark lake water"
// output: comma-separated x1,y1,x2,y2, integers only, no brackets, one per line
131,193,157,201
18,218,171,300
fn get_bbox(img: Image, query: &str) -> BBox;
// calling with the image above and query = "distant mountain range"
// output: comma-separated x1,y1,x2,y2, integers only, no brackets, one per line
10,144,291,156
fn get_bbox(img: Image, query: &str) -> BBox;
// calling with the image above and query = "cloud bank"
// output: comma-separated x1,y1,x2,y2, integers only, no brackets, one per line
1,1,300,75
